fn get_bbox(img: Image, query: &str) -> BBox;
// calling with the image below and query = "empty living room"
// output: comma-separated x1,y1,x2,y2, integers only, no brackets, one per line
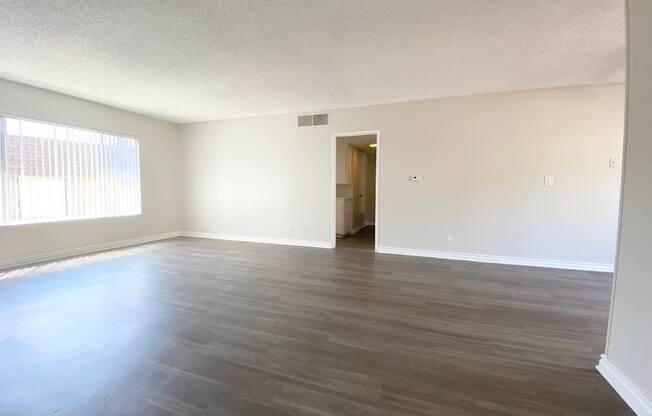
1,1,651,415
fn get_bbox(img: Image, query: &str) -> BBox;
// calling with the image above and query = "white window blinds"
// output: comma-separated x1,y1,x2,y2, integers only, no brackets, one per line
0,116,141,225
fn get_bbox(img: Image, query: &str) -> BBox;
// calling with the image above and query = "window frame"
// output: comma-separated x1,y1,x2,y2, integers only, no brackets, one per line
0,113,143,227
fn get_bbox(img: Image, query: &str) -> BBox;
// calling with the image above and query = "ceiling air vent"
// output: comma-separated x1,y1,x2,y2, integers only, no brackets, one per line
298,113,328,127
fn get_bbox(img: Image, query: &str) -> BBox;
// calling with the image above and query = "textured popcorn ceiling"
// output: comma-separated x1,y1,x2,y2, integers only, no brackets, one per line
0,0,625,123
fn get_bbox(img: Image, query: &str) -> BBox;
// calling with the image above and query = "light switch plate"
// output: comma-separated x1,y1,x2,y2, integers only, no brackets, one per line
544,176,554,187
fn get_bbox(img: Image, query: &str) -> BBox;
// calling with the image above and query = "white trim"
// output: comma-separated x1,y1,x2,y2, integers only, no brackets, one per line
0,231,180,270
605,0,631,356
597,355,652,416
331,130,380,251
330,134,337,247
0,212,143,228
376,246,614,272
374,132,380,252
181,231,333,249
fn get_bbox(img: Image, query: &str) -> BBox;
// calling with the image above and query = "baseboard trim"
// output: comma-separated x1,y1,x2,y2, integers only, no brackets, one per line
376,246,614,272
0,231,181,271
181,231,333,249
597,355,652,416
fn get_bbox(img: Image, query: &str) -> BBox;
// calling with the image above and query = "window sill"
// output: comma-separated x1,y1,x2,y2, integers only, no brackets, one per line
0,212,143,228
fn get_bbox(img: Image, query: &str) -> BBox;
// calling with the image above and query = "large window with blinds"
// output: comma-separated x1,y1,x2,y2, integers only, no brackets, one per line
0,116,141,225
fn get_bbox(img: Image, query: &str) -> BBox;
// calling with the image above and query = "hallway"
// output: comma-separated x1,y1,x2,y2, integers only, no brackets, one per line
336,225,375,251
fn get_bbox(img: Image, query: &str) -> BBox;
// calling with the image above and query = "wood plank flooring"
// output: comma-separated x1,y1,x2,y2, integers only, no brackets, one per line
0,229,632,415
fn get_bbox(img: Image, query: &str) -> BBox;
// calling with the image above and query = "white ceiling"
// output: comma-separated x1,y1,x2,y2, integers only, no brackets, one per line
0,0,625,123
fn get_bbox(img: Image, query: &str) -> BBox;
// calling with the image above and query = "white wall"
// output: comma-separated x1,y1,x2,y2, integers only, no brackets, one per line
179,84,625,269
0,79,180,264
349,145,363,231
365,154,376,225
180,115,330,244
599,1,652,414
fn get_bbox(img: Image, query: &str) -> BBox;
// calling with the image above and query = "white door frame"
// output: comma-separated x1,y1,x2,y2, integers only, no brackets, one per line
330,130,381,251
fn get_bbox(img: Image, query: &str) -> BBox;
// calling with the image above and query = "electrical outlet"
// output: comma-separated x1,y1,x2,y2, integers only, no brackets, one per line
408,174,423,182
609,157,617,168
544,176,554,187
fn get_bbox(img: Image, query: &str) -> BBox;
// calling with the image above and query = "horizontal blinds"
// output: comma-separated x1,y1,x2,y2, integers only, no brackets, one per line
0,116,141,225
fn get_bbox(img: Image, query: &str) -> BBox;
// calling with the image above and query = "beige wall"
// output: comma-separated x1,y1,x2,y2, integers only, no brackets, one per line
180,114,330,243
335,140,370,235
180,84,624,268
335,137,373,233
0,79,180,264
359,152,368,225
366,154,376,224
349,145,363,230
603,0,652,408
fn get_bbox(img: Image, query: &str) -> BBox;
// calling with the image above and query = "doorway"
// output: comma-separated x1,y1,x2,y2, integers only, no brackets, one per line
331,131,379,251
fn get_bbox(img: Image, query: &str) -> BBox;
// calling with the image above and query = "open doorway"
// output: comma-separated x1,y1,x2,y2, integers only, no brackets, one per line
331,131,379,251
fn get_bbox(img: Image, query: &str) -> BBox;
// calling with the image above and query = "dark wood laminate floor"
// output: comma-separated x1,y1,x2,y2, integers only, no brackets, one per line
336,225,375,250
0,234,632,416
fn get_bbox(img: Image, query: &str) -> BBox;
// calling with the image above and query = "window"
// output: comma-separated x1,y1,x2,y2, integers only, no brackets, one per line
0,116,141,225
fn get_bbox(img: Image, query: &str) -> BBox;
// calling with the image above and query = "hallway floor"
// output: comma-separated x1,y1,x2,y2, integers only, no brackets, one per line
336,225,375,251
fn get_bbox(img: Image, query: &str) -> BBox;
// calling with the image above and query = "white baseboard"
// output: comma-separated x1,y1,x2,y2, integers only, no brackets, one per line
181,231,333,249
2,233,612,273
0,231,181,270
376,246,614,272
597,355,652,416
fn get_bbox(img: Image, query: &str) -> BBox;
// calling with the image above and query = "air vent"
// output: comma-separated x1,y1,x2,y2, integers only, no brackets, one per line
298,113,329,127
298,115,313,127
313,113,328,125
